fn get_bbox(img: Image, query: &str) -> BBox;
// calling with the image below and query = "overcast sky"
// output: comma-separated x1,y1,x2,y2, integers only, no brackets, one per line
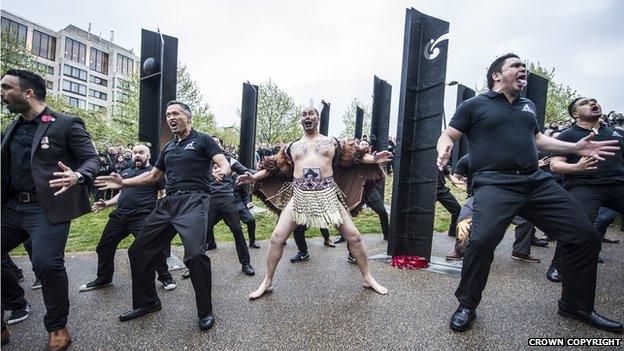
3,0,623,137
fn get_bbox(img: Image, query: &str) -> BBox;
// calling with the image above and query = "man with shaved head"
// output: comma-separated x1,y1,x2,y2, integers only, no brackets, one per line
79,144,177,293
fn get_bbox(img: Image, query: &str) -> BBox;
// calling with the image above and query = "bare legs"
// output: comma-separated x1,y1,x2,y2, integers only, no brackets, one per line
249,201,388,299
249,200,297,299
337,205,388,295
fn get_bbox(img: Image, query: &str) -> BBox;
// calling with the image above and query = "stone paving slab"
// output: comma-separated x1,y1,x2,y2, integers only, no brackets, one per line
3,229,623,350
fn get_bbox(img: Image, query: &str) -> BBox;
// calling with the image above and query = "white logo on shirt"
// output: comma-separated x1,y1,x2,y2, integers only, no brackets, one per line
183,141,196,150
613,131,622,137
521,104,535,115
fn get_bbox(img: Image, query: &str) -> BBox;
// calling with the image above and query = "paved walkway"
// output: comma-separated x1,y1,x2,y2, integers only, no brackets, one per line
4,230,623,350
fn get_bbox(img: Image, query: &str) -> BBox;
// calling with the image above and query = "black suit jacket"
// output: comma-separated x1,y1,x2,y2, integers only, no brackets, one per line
1,107,100,224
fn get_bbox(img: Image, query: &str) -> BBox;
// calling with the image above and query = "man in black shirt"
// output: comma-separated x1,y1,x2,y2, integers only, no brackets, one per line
204,139,255,276
547,97,624,280
436,54,622,333
96,101,231,331
1,69,100,349
79,144,176,292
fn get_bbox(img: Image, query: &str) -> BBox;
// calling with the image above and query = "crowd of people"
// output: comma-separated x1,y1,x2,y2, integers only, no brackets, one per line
1,53,623,350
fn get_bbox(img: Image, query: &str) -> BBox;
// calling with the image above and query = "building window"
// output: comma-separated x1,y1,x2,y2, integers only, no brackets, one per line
116,54,134,75
35,62,54,75
66,96,86,109
89,48,109,74
63,64,87,81
116,78,131,91
64,37,86,65
89,89,107,101
1,17,27,46
89,103,106,111
116,91,129,103
89,75,108,87
62,79,87,96
45,80,53,89
31,30,57,61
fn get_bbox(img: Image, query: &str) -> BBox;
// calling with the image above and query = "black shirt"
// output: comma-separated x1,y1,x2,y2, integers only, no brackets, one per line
449,91,540,174
116,165,165,215
555,124,624,188
210,156,251,198
454,154,473,197
9,109,46,193
155,129,222,193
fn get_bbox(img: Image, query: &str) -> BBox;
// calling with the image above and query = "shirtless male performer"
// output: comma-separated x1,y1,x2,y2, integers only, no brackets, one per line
238,106,390,299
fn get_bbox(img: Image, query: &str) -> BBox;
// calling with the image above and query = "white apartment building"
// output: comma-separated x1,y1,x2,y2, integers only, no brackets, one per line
1,9,139,114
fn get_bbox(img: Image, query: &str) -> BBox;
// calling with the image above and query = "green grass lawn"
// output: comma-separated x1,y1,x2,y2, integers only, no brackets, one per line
11,175,468,254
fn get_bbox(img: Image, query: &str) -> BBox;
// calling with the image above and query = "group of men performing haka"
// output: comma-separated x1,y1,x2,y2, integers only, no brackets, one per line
1,51,623,350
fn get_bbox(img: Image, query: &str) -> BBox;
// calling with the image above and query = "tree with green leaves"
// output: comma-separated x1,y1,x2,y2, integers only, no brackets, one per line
526,62,579,124
177,64,217,134
255,79,301,144
341,98,371,139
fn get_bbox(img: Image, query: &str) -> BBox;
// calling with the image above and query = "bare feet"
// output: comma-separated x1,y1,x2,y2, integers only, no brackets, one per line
324,239,336,248
249,278,274,300
362,276,388,295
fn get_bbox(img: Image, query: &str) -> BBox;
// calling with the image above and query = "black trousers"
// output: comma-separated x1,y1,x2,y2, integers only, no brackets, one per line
437,189,461,236
293,225,330,254
95,210,171,283
456,178,600,311
238,206,256,243
365,187,390,238
594,207,620,237
1,254,27,311
551,183,624,268
206,196,250,265
1,199,71,332
128,194,213,318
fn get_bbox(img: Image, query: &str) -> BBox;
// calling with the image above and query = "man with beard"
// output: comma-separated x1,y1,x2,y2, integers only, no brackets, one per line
436,54,622,333
546,97,624,281
238,106,390,299
79,144,177,292
95,101,231,331
1,69,100,349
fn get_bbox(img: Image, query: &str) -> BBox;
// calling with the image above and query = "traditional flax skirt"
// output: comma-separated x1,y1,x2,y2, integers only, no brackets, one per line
288,176,347,229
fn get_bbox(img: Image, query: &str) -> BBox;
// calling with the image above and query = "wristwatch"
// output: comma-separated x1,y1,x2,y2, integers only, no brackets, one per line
74,172,85,184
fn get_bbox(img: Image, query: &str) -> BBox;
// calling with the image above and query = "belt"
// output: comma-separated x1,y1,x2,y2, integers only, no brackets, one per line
13,192,38,203
168,189,206,196
476,168,537,176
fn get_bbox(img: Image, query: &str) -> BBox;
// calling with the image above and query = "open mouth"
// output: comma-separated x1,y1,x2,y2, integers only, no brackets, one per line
303,120,313,129
516,74,527,87
591,105,601,114
168,121,178,129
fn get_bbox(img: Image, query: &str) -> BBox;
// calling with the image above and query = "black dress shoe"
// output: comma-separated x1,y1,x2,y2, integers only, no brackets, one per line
334,236,346,244
546,266,561,283
249,242,260,249
242,264,255,276
119,301,162,321
198,314,215,330
450,306,476,332
206,242,217,250
531,237,549,247
181,269,191,279
558,300,623,333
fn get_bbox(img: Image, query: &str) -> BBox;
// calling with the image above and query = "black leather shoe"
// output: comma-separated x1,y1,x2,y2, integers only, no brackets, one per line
334,236,346,244
249,242,260,249
206,242,217,250
531,237,549,247
242,264,255,276
198,314,215,330
450,306,476,332
558,300,623,333
546,266,561,283
598,256,605,264
119,301,162,321
181,269,191,279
